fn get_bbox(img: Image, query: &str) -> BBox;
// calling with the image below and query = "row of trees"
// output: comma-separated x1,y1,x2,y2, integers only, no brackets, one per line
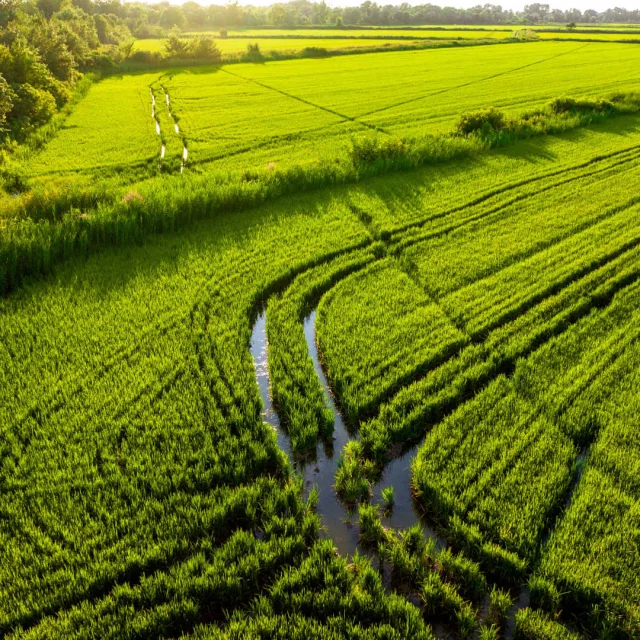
131,1,640,30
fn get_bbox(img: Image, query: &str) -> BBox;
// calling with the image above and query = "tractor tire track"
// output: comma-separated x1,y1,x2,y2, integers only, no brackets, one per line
357,43,591,121
391,141,640,248
219,67,393,136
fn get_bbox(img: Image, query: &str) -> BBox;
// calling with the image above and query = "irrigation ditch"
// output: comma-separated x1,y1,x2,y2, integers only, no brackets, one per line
244,225,628,634
249,299,538,638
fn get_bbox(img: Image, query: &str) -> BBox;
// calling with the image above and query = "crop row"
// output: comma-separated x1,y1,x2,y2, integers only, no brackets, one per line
266,248,376,455
527,327,640,637
359,238,640,458
315,158,640,431
316,259,468,426
0,189,406,635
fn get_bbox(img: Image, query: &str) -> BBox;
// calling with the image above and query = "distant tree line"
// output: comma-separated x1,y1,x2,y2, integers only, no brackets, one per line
2,0,640,147
138,1,640,30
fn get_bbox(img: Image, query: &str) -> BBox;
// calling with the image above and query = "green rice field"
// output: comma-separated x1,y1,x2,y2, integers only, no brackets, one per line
4,25,640,640
28,41,640,185
133,25,640,57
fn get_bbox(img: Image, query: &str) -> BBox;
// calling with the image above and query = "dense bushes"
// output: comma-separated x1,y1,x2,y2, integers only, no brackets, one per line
0,1,130,144
455,91,640,144
548,95,615,113
456,107,506,135
164,29,222,61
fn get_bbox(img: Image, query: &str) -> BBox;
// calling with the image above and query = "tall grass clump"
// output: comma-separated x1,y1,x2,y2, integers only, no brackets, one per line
335,441,371,505
455,91,640,147
514,609,580,640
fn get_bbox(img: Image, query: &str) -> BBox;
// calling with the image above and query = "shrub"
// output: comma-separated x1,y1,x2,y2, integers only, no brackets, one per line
164,28,189,58
245,43,263,61
10,83,57,135
456,107,507,136
301,47,329,58
547,96,615,114
219,28,228,38
513,28,539,40
125,50,164,65
349,136,409,167
189,36,222,62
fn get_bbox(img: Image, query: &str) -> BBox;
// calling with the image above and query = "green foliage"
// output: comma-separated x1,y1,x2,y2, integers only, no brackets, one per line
487,585,514,630
479,626,500,640
381,485,394,508
335,441,371,505
547,95,615,114
436,547,487,602
357,503,388,546
349,136,410,167
165,27,189,57
189,35,222,61
528,576,561,612
266,249,374,454
513,28,540,40
0,1,130,142
300,46,329,57
514,608,579,640
245,42,263,61
456,107,507,135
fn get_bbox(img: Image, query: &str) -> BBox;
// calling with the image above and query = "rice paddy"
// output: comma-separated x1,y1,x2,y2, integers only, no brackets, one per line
4,29,640,639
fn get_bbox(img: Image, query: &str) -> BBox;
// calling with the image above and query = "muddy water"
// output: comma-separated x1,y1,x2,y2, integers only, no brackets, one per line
249,312,292,461
248,305,545,634
301,311,360,556
250,308,445,557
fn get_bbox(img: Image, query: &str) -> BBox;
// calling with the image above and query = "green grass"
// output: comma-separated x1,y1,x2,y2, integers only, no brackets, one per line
26,72,160,183
21,41,640,189
317,259,468,425
5,37,640,640
161,42,640,172
133,35,458,54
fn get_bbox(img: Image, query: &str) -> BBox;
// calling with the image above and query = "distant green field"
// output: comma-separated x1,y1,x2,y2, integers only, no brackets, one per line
181,25,640,40
132,26,640,59
183,27,511,39
51,41,640,185
132,35,444,54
